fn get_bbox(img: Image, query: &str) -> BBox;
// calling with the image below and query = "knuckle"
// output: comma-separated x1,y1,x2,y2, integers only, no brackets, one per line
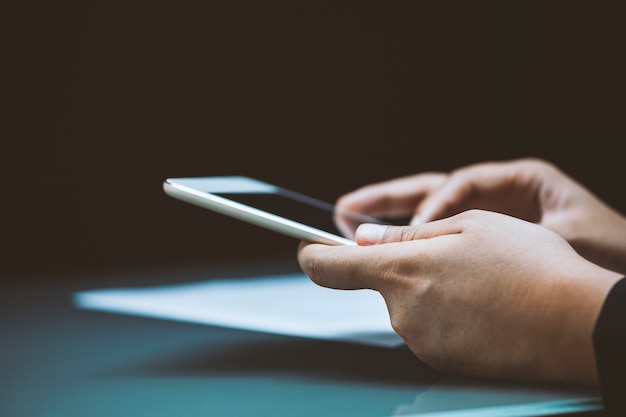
374,257,402,290
457,208,482,222
516,156,546,167
398,227,419,242
463,208,481,217
381,226,420,243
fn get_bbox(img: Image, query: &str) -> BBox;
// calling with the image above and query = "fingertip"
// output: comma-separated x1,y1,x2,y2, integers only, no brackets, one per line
355,223,387,245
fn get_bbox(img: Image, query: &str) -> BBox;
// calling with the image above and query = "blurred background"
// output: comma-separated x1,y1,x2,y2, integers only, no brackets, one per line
3,1,625,280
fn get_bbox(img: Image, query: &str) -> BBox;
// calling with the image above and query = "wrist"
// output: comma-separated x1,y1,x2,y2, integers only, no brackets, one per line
542,261,622,386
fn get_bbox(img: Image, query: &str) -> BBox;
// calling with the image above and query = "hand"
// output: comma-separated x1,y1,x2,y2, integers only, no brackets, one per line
299,210,622,385
336,158,626,274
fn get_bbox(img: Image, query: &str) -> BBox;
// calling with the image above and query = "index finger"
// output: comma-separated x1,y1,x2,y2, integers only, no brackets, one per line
297,241,395,292
336,173,446,220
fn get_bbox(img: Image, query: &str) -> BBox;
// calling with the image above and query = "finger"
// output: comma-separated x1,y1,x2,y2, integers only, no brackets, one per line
412,174,477,223
414,160,538,223
299,216,467,293
336,173,446,220
356,219,463,245
297,241,393,292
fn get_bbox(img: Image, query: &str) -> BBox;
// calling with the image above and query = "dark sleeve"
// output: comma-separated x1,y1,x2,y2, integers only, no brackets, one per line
593,277,626,417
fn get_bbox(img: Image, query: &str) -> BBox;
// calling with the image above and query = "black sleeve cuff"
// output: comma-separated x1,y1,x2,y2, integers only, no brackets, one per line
593,276,626,416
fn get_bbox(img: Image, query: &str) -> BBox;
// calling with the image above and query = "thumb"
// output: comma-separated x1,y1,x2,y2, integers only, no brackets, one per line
356,221,461,245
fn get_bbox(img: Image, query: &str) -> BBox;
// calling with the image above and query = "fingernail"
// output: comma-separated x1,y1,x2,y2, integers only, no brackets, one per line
356,223,386,245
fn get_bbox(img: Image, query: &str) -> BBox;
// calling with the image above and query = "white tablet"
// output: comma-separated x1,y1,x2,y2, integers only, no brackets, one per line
163,176,385,245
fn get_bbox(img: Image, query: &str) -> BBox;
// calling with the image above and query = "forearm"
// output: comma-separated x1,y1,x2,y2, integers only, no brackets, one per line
539,261,622,386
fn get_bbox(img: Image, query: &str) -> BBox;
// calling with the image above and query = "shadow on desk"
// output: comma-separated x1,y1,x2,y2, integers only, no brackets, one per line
105,335,441,385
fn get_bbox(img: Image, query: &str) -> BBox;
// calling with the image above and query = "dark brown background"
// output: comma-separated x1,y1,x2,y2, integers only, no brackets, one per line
3,1,625,279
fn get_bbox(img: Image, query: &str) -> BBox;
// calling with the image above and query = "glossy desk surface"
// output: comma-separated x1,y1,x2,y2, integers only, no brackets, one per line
0,259,603,417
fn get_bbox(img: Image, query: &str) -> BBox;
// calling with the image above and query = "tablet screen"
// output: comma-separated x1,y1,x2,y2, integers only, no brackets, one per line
214,190,383,239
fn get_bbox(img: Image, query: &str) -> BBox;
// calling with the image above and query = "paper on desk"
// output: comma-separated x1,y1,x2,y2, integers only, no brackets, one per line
73,273,404,348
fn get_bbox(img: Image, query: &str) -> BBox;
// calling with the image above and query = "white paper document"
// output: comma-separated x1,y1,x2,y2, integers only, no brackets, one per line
73,273,404,348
